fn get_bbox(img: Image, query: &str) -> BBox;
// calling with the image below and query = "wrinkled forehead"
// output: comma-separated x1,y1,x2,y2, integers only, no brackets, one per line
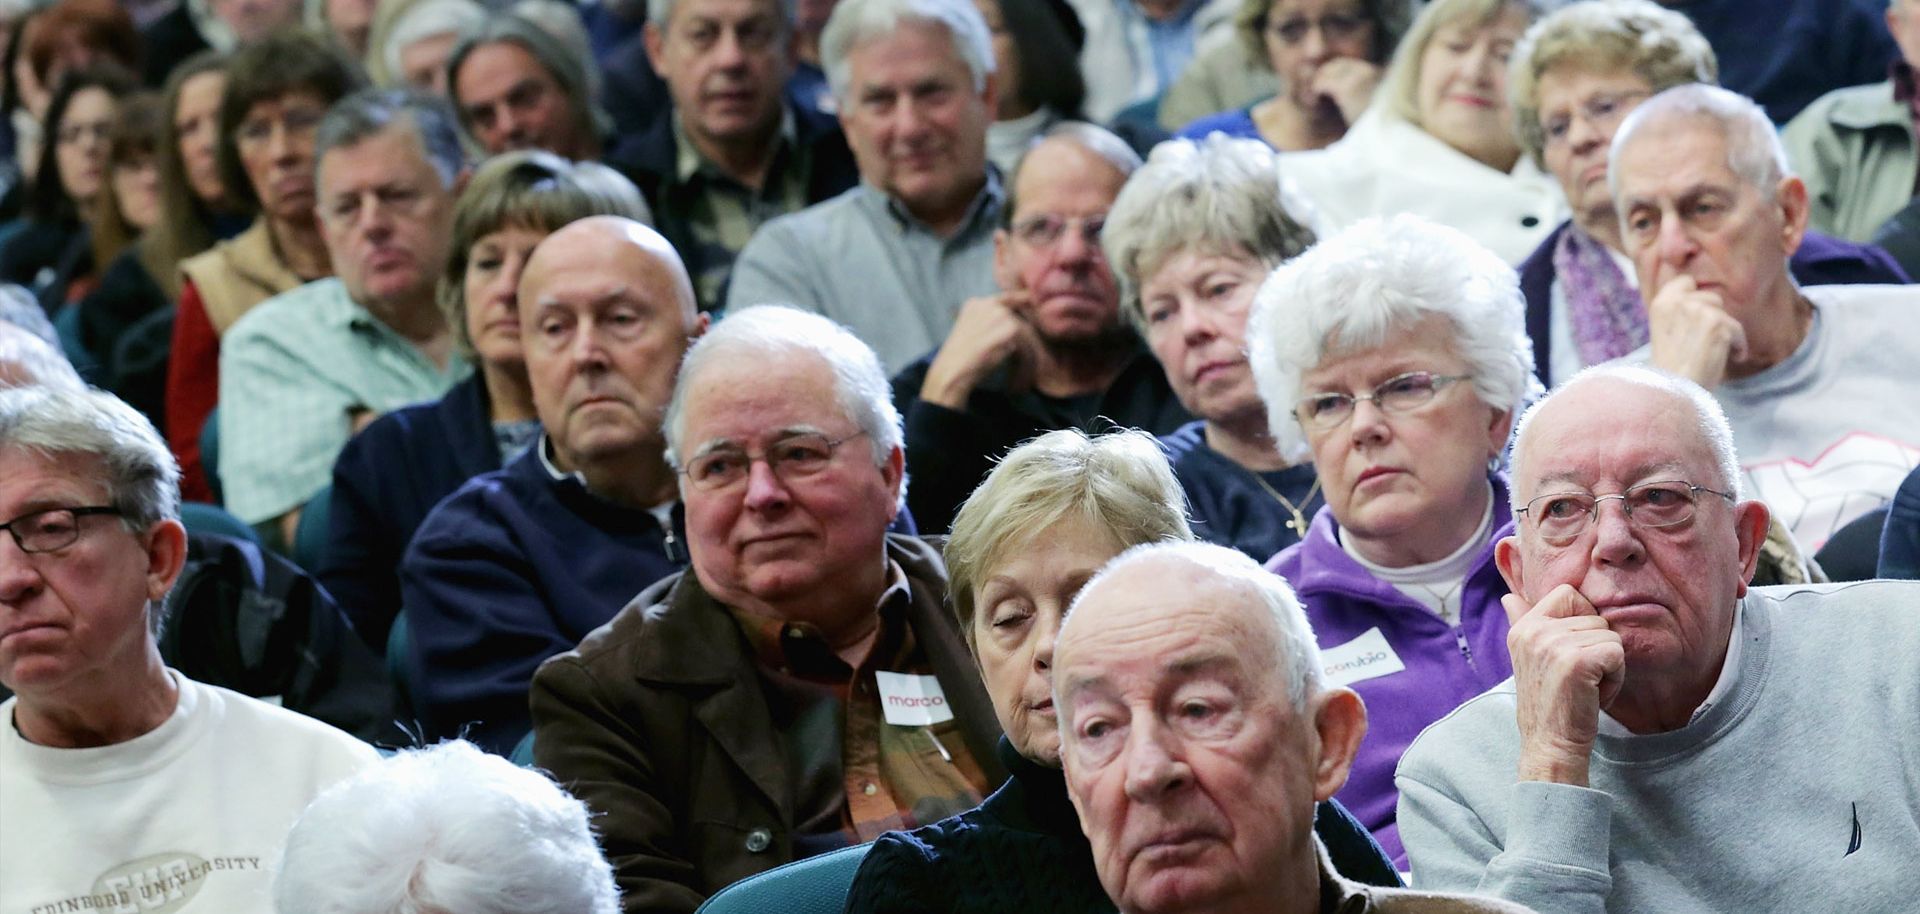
1057,562,1275,692
1515,380,1710,492
0,446,109,514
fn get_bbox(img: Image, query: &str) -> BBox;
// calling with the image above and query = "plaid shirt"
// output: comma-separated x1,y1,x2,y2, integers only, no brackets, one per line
727,563,992,850
670,111,810,310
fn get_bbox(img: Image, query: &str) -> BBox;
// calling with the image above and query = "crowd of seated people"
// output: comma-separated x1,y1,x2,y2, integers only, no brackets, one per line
3,0,1920,912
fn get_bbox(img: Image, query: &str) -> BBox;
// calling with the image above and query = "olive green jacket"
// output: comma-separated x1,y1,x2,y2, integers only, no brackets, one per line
1782,80,1917,243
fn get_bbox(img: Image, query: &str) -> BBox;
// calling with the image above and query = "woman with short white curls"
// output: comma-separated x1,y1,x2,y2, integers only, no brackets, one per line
273,740,619,914
1248,214,1539,867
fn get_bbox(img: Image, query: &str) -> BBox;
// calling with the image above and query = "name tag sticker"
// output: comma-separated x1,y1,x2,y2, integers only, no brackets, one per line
1320,627,1406,687
875,671,954,726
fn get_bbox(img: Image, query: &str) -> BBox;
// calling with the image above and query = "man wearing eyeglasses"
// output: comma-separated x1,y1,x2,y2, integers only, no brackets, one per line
219,89,468,551
889,124,1191,531
0,386,375,914
530,304,1004,914
399,216,704,754
1394,364,1920,914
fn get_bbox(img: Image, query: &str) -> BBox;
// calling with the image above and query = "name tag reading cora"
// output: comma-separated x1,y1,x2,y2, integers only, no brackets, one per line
1319,627,1406,687
875,672,955,726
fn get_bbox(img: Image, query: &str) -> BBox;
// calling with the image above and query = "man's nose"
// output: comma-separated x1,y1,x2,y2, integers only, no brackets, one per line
742,458,793,512
1122,718,1191,801
1655,213,1699,268
712,28,750,68
1299,25,1331,63
0,536,42,604
1589,497,1646,567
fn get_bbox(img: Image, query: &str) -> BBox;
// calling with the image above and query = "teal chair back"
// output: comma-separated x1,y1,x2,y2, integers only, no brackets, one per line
292,483,331,572
178,502,260,544
695,844,871,914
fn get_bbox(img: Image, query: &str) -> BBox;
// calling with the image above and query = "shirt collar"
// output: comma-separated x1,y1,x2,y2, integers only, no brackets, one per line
672,106,798,185
537,432,586,485
871,165,1005,236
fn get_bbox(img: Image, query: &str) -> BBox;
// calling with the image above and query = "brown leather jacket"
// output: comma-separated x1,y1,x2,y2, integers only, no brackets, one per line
530,534,1007,914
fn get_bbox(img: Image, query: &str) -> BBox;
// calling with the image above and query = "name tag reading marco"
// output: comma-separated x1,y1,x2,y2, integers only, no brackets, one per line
875,672,955,726
1320,628,1406,687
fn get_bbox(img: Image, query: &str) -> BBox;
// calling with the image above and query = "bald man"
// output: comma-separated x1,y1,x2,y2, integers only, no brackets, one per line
398,217,709,753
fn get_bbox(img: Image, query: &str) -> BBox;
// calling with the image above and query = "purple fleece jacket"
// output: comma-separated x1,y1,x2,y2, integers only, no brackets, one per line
1266,478,1516,866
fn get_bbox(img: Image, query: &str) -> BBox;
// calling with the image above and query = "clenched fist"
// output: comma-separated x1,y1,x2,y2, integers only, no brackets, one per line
1503,585,1626,787
920,293,1043,409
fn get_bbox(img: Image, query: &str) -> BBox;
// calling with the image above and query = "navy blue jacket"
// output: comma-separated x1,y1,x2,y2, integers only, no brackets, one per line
1881,465,1920,580
1516,220,1911,383
322,374,498,649
399,443,686,754
891,347,1193,535
1160,420,1323,563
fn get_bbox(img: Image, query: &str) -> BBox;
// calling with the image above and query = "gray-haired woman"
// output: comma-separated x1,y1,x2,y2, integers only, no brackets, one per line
843,428,1400,913
1249,213,1538,866
1101,133,1323,563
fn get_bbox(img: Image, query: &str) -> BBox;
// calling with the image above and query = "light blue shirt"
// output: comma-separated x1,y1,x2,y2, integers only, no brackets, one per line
219,278,468,524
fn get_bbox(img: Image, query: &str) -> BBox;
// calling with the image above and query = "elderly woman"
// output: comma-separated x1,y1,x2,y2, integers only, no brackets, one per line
320,151,649,651
1507,0,1907,387
844,428,1399,913
1280,0,1563,263
1102,134,1323,563
1248,214,1537,865
164,31,365,502
1178,0,1411,151
273,740,619,914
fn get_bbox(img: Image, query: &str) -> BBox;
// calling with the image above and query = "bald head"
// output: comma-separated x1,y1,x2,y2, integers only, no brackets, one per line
521,216,697,324
518,216,709,475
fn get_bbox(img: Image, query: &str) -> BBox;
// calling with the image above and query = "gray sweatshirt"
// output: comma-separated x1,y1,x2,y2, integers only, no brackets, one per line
1393,581,1920,914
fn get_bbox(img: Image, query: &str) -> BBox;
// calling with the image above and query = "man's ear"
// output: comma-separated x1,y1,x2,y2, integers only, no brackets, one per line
1309,688,1367,802
1494,534,1526,597
143,519,189,603
882,444,906,518
643,22,668,79
1732,499,1771,597
1776,176,1810,258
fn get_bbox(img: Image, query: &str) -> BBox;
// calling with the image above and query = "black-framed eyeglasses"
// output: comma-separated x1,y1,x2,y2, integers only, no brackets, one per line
0,506,123,554
1293,371,1471,431
680,432,868,492
1518,481,1735,545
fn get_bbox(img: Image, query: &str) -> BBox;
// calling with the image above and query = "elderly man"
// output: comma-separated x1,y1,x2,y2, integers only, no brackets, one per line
890,122,1190,531
1054,540,1533,914
725,0,1001,373
399,217,702,754
531,305,1004,914
1395,365,1920,913
0,386,375,914
1611,84,1920,549
218,89,468,549
612,0,858,311
449,12,605,160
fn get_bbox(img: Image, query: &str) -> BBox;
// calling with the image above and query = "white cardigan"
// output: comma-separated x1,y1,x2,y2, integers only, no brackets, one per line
1280,109,1568,264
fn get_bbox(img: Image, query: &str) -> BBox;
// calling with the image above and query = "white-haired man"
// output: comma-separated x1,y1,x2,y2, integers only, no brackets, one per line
530,305,1006,914
1396,365,1920,913
1610,83,1920,549
1053,540,1534,914
0,386,375,914
724,0,1001,373
889,122,1192,531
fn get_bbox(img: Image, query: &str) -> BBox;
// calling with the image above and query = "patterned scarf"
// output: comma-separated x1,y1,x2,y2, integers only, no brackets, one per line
1553,222,1648,366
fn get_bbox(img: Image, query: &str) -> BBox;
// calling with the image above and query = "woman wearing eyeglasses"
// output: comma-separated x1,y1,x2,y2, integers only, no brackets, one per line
164,31,365,502
1176,0,1411,152
1246,214,1539,867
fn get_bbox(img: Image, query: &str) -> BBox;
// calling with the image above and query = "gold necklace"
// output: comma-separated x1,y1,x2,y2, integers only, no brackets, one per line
1250,471,1322,537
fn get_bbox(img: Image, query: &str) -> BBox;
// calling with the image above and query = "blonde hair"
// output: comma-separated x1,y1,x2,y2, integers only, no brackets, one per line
945,429,1192,648
1377,0,1535,127
1507,0,1715,168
